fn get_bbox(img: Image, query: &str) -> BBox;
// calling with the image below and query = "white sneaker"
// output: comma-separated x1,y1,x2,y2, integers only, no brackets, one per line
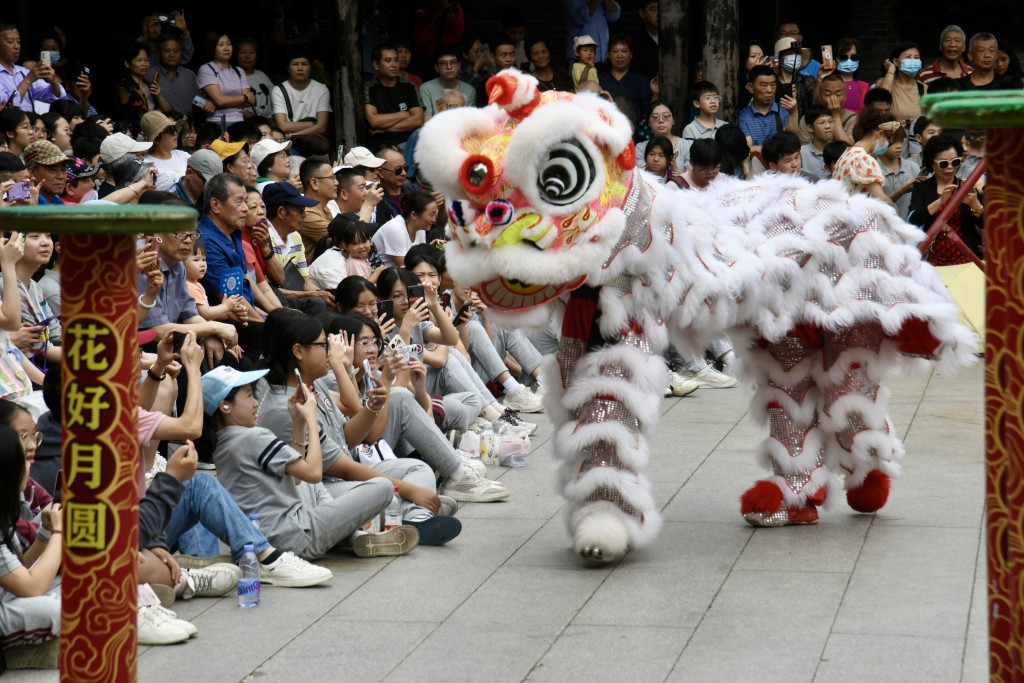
445,468,509,502
182,563,239,599
496,409,538,436
152,604,198,637
503,385,544,413
682,364,738,388
667,371,700,397
439,494,459,517
138,604,191,645
459,453,487,475
260,552,333,587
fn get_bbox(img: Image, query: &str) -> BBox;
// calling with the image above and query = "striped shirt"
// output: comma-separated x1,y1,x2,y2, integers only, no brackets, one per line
738,100,789,146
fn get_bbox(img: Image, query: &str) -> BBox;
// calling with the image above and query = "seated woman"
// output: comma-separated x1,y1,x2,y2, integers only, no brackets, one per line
0,419,62,670
405,248,545,413
375,267,537,436
205,360,418,559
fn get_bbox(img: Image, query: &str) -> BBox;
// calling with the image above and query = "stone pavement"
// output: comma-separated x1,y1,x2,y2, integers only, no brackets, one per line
8,361,986,682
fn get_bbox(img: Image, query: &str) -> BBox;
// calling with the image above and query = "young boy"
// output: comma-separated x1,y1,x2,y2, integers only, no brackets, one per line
762,131,803,176
184,240,248,321
682,81,728,141
879,127,922,219
571,35,601,91
799,105,834,180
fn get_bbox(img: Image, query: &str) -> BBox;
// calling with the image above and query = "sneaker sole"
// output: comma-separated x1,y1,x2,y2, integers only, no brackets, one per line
445,486,510,503
150,583,176,607
3,639,59,669
260,567,333,588
504,401,544,413
670,384,699,397
173,553,233,570
439,494,460,517
407,516,463,546
352,526,420,557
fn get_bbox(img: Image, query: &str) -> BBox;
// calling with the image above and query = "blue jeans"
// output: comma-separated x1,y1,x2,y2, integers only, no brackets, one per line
163,473,272,563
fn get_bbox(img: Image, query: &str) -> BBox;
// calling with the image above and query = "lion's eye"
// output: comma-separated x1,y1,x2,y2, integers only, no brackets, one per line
537,139,595,206
485,199,515,226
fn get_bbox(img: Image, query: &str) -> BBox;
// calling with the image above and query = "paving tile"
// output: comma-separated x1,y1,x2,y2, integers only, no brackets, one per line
814,633,963,683
525,625,693,682
734,513,871,573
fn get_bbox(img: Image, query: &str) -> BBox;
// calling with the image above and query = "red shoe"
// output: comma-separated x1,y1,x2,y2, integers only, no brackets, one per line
740,480,819,527
744,503,819,527
846,470,890,513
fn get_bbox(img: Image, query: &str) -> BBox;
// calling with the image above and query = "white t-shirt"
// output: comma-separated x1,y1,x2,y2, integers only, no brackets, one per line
245,69,275,117
307,248,348,290
272,80,332,122
145,150,191,191
371,216,425,267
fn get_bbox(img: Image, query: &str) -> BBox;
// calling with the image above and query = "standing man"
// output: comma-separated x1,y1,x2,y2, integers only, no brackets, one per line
0,22,65,111
918,25,973,86
958,33,1013,91
364,44,423,154
563,0,620,65
631,0,659,80
419,47,475,119
271,49,332,138
297,158,339,263
149,34,198,116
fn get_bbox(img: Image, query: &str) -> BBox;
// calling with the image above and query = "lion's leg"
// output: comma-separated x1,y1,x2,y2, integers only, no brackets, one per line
740,335,832,527
550,327,665,564
818,326,904,513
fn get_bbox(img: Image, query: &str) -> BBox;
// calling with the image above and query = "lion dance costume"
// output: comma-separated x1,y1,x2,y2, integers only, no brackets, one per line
417,70,976,563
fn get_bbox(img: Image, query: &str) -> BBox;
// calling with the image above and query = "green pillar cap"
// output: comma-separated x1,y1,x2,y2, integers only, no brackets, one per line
921,90,1024,129
0,204,199,234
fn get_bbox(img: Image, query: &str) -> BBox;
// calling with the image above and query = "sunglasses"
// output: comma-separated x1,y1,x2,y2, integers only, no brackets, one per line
936,157,962,169
382,165,408,175
838,54,860,61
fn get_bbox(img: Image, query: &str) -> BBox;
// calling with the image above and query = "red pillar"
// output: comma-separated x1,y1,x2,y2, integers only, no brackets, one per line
59,233,139,682
984,126,1024,683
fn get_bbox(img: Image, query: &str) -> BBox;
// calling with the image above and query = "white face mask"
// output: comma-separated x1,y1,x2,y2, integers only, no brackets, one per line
782,54,801,72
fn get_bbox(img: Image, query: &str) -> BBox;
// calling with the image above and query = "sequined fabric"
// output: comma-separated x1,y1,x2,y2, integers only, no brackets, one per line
767,407,815,457
823,366,879,411
767,336,812,372
822,323,885,370
584,485,642,520
574,397,640,437
621,325,652,354
579,441,633,475
602,176,655,270
558,336,585,388
773,452,825,494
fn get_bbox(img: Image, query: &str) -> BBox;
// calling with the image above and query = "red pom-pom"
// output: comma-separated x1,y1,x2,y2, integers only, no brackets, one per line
846,470,890,513
740,480,784,515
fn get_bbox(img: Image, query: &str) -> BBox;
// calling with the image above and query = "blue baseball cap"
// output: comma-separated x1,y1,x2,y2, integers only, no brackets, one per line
261,181,318,209
201,366,269,415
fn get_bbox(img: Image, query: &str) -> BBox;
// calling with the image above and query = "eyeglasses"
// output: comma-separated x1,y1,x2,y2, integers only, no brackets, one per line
19,431,42,447
355,338,384,350
694,165,721,175
649,114,673,122
381,165,408,175
305,341,329,351
936,157,962,169
700,95,720,102
838,53,859,61
391,292,408,303
172,232,196,241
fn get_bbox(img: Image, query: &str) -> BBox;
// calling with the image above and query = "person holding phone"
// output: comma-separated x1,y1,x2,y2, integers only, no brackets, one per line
907,134,984,265
0,23,65,113
875,42,925,123
773,37,814,117
115,42,173,136
831,109,900,210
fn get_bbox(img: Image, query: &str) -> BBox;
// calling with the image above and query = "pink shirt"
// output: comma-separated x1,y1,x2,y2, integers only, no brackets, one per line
345,257,372,279
186,280,209,307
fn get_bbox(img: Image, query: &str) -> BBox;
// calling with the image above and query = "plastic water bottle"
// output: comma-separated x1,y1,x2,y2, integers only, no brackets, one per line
459,430,481,459
384,486,403,530
248,512,261,533
480,422,498,466
237,544,260,608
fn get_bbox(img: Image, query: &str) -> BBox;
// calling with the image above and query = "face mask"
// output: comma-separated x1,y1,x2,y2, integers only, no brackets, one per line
782,54,801,72
899,58,922,77
874,139,889,157
79,189,98,203
837,59,858,73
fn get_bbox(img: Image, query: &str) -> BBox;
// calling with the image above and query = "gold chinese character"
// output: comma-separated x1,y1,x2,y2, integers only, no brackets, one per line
66,383,111,430
67,443,103,490
66,501,107,550
65,322,112,373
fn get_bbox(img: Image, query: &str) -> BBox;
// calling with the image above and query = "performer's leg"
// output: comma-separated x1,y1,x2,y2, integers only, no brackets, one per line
739,334,832,527
818,325,904,513
552,327,665,563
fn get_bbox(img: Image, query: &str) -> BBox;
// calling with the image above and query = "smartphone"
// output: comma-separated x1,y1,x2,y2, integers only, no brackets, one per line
192,95,208,108
407,284,424,301
916,169,932,181
440,292,452,309
6,181,31,202
152,71,160,85
36,314,58,327
452,302,473,327
377,299,394,318
53,470,63,504
293,368,306,401
39,51,53,67
172,331,187,353
779,83,794,99
82,66,90,76
821,45,834,70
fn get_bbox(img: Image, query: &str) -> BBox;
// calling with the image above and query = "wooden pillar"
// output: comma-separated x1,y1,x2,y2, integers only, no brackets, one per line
335,0,364,153
659,0,689,127
702,0,739,121
0,205,197,682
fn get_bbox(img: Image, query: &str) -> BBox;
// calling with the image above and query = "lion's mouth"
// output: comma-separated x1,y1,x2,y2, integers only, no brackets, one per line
477,276,586,311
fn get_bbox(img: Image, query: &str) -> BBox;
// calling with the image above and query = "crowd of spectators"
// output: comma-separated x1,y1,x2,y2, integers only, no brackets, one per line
0,3,1014,670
